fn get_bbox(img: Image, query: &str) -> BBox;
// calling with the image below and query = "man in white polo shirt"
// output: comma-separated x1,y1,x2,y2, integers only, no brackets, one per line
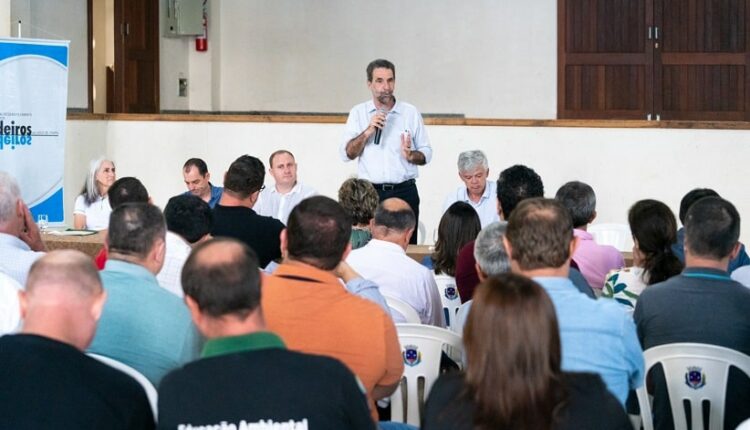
255,150,316,225
442,150,500,228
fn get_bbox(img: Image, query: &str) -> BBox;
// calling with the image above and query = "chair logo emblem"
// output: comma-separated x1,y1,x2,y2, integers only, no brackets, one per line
685,366,706,389
444,286,458,301
403,345,422,367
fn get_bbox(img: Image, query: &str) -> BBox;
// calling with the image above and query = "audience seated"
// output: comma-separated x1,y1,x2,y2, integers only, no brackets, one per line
635,196,750,429
0,251,153,429
261,196,403,423
504,198,643,404
212,155,284,268
442,150,499,228
182,158,223,208
555,181,624,291
603,199,682,311
255,150,317,224
0,272,22,335
423,274,631,430
157,195,213,297
347,198,445,326
338,177,379,250
671,188,750,272
94,176,151,269
158,238,374,429
0,171,46,285
88,203,202,386
74,157,116,230
425,201,481,275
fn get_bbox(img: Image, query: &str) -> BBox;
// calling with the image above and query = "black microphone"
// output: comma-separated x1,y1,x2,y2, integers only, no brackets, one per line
373,109,386,145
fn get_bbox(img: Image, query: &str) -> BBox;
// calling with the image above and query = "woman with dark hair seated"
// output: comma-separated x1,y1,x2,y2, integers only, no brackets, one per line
425,201,481,275
603,199,683,311
423,274,631,430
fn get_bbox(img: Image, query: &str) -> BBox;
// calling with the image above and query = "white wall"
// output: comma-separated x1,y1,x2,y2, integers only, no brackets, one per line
63,119,750,245
10,0,88,109
0,0,10,37
213,0,557,117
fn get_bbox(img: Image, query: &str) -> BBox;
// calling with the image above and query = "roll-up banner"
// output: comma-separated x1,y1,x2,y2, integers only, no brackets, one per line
0,38,69,223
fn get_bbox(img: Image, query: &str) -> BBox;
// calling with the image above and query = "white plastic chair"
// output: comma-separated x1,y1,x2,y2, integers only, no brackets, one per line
390,323,464,426
433,274,461,330
382,295,421,324
452,299,473,335
87,353,158,420
588,223,633,252
636,343,750,430
736,417,750,429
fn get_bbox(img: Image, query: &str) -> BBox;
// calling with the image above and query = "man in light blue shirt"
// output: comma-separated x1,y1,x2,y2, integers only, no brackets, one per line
503,198,643,405
88,203,202,386
442,150,500,228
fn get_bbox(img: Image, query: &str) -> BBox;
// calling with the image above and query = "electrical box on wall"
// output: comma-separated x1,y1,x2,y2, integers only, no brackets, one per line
165,0,203,37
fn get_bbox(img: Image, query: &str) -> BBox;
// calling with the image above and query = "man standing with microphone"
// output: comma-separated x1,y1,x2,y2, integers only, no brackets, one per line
340,59,432,245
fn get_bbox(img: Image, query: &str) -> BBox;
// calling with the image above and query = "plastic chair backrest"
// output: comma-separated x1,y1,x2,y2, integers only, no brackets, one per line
588,223,633,252
390,323,464,426
383,295,421,324
451,300,473,335
433,274,461,329
636,343,750,430
87,353,158,420
736,418,750,430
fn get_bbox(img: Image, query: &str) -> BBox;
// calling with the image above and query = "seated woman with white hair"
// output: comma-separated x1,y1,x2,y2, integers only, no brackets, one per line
73,157,116,230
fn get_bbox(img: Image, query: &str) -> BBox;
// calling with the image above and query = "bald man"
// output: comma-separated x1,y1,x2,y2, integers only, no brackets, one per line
0,250,154,429
347,198,444,326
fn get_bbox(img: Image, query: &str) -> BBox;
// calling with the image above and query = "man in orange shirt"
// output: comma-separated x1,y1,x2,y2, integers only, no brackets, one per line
262,196,403,422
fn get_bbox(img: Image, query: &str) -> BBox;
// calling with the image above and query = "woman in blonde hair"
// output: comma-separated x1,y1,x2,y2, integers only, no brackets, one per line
423,273,630,429
73,157,116,230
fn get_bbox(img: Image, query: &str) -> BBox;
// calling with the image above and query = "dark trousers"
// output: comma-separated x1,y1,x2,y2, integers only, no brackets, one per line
374,180,420,245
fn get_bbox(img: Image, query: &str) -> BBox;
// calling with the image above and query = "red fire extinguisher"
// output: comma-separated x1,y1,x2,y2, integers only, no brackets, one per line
195,0,208,52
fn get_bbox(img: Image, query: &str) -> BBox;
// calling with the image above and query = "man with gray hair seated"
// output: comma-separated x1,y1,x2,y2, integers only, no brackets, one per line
442,150,499,228
0,171,46,286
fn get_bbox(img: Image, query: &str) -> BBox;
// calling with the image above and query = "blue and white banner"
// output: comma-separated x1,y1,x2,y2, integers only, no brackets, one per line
0,38,69,222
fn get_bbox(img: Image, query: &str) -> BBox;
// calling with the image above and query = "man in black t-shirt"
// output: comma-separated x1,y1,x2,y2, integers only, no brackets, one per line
158,238,374,430
211,155,284,268
0,250,154,429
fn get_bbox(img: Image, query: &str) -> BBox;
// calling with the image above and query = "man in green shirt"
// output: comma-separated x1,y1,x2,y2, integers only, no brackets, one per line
157,238,375,430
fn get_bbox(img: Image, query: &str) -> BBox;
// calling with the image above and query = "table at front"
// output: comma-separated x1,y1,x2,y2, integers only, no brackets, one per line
42,231,105,258
407,245,634,268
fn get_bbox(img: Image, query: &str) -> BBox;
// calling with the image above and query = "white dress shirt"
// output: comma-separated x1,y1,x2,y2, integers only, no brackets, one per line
340,100,432,184
442,180,500,228
346,238,445,327
0,272,22,335
156,231,192,298
0,233,44,286
255,182,317,225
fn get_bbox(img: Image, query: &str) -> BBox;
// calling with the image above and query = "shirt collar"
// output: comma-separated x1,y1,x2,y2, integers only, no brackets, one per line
533,276,580,293
103,259,157,283
269,182,302,196
0,233,32,251
273,261,342,285
365,238,406,255
202,332,286,358
366,99,401,115
461,181,492,203
682,266,731,278
573,229,592,240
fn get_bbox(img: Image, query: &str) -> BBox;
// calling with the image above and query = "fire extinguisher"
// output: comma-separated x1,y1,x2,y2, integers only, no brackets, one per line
195,0,208,52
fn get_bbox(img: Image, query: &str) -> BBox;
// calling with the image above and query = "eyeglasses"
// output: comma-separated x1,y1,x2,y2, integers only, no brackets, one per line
259,185,266,191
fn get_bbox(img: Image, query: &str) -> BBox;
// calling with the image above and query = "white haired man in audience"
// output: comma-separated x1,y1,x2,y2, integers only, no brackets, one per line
157,194,213,297
88,203,202,386
0,171,46,285
555,181,624,291
503,198,643,405
347,198,444,327
262,196,403,424
635,196,750,429
0,250,153,428
158,237,374,429
255,149,317,224
442,150,499,228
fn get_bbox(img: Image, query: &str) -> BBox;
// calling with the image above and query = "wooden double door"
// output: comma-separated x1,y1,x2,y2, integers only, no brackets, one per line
558,0,750,120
